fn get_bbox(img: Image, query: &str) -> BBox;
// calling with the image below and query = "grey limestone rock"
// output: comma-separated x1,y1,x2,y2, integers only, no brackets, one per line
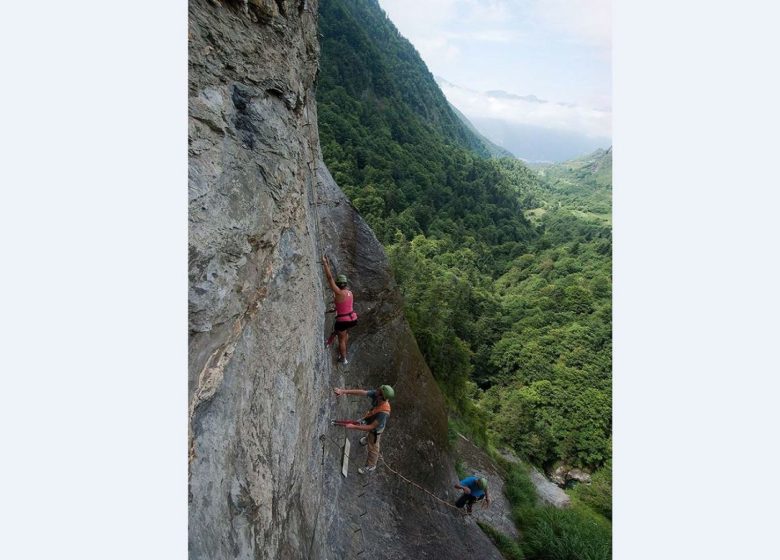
497,448,571,509
529,468,572,508
551,464,592,487
188,1,505,558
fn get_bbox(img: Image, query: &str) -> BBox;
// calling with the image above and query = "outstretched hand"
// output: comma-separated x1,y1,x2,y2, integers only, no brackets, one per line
333,387,344,397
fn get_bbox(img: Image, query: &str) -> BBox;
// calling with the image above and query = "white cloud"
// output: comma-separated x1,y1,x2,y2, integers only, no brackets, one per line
448,29,523,43
532,0,611,49
416,36,462,64
379,0,611,125
461,0,514,23
378,0,459,37
439,79,612,138
378,0,522,52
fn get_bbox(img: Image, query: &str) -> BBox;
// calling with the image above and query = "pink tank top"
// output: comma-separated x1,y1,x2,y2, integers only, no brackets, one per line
335,290,358,322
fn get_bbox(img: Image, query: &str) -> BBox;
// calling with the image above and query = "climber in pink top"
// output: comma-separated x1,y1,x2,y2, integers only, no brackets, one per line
322,255,359,364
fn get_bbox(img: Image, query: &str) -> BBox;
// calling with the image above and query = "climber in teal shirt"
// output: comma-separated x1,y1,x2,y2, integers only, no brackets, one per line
454,475,490,514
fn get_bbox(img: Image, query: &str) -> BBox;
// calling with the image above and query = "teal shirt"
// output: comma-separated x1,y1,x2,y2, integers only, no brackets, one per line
460,476,485,499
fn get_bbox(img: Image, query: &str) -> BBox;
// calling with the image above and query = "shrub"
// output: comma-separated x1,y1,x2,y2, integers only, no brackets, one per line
571,461,612,520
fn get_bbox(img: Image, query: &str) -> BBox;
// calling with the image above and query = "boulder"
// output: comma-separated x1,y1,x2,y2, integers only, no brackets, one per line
551,465,592,487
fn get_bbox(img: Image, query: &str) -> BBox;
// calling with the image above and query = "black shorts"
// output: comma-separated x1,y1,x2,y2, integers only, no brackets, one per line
334,320,358,332
455,493,484,508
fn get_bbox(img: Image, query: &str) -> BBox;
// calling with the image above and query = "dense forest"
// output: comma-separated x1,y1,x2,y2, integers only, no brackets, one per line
318,0,612,555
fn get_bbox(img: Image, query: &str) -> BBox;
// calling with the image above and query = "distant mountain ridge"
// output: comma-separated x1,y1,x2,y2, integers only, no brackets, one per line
435,77,611,162
470,117,611,163
485,90,547,104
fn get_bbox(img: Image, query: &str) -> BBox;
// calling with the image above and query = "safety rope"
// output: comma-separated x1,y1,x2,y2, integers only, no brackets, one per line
319,429,509,559
321,431,498,520
377,455,462,512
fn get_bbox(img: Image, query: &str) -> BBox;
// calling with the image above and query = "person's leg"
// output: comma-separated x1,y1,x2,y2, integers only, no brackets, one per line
366,432,381,467
338,330,348,361
465,495,477,513
455,493,469,509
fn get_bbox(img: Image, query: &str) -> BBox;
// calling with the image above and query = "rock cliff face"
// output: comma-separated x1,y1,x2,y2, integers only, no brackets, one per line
188,1,503,558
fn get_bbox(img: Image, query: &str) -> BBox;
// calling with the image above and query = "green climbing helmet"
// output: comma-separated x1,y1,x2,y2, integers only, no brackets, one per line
379,384,395,400
336,274,348,286
478,477,488,491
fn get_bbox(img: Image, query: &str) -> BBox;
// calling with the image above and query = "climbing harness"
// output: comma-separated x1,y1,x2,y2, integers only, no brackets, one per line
362,399,391,421
334,290,358,321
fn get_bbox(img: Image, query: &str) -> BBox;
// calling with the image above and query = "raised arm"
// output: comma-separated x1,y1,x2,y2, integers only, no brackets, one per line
321,255,342,295
333,387,369,397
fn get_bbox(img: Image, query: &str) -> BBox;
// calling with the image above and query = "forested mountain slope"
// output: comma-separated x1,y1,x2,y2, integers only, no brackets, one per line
317,0,612,554
318,0,536,251
448,102,516,159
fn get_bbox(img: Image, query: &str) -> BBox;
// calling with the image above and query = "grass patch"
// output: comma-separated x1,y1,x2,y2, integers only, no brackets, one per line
570,461,612,520
501,462,538,515
519,506,611,560
478,522,525,560
454,458,467,479
448,411,490,450
448,419,612,560
500,461,611,560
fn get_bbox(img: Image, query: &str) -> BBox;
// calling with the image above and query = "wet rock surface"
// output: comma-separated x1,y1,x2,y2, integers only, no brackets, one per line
188,1,504,558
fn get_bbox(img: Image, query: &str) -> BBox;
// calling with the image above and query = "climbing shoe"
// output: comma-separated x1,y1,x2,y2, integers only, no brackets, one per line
338,354,349,365
359,436,368,446
358,466,376,475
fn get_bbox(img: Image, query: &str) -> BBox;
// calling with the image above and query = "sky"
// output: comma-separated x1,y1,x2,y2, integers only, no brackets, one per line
377,0,611,141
